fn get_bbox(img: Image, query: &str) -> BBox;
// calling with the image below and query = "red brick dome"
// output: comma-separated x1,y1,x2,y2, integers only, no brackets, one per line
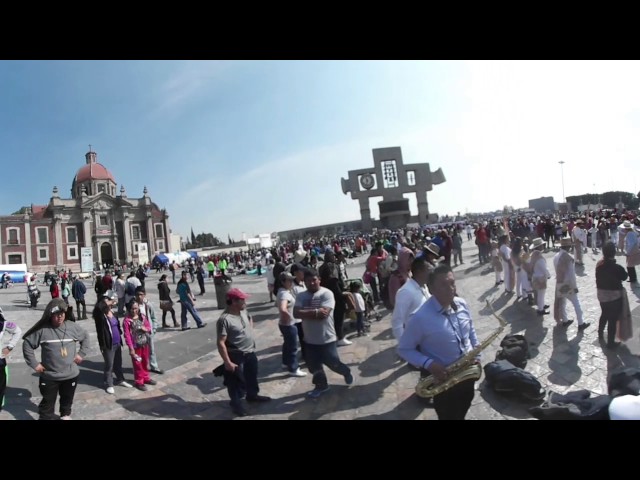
74,163,115,183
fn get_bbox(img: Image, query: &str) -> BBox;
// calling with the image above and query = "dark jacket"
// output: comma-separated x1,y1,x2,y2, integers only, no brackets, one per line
158,281,172,302
595,259,628,291
93,301,121,351
71,279,87,300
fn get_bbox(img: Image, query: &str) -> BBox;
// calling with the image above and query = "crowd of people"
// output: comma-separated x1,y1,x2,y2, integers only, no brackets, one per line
2,206,640,420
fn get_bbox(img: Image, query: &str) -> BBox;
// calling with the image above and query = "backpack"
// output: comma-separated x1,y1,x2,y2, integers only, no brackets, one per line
495,334,529,369
125,280,136,297
484,359,545,403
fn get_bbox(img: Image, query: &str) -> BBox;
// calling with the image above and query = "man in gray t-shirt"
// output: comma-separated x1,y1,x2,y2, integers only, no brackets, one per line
293,269,353,399
216,287,270,417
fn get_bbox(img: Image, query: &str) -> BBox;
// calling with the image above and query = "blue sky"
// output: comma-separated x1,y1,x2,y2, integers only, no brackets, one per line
2,60,640,242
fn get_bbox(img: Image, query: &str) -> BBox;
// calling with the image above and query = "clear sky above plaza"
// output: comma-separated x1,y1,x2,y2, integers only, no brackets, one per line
1,60,639,241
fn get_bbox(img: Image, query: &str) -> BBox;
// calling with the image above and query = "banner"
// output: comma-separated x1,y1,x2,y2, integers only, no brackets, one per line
137,243,149,265
81,247,93,273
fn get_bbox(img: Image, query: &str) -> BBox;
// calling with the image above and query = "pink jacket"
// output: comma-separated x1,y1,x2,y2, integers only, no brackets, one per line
122,313,152,350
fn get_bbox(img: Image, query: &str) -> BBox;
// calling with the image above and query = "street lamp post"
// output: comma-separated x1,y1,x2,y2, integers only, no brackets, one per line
559,161,566,203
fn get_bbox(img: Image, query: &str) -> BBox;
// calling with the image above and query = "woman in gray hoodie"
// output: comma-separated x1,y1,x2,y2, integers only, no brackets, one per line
22,298,90,420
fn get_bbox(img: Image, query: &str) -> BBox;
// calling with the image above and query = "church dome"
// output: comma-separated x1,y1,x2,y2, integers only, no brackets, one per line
74,162,115,184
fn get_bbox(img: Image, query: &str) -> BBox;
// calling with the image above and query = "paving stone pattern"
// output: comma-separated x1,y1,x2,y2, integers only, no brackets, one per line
1,240,638,420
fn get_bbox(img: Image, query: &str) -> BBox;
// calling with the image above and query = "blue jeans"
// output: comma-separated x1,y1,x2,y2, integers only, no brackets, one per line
181,301,204,328
279,324,299,372
305,341,351,389
222,351,259,409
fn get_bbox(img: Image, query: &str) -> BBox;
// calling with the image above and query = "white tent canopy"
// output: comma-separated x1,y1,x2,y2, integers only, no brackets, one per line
164,252,192,265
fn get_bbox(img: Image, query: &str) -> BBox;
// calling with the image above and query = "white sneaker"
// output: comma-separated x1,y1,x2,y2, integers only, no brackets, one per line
288,368,308,377
60,415,72,420
336,338,353,346
106,387,115,394
117,380,133,388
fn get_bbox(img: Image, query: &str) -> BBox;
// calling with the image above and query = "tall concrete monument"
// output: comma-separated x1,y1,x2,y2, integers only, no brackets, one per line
341,147,446,230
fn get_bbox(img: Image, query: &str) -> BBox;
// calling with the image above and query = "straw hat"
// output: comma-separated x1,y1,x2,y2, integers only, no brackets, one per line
425,243,440,257
622,220,634,230
560,237,573,248
530,237,545,250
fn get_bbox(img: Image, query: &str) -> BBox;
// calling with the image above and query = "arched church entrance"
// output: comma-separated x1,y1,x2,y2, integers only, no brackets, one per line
100,242,114,268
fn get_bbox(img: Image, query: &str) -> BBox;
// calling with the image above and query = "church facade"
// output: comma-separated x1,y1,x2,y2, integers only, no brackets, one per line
0,150,172,272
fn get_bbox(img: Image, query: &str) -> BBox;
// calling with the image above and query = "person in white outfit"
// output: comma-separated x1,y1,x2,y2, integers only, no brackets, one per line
553,238,590,330
511,237,532,302
490,241,503,286
391,257,431,342
529,238,550,316
499,235,515,294
572,220,587,265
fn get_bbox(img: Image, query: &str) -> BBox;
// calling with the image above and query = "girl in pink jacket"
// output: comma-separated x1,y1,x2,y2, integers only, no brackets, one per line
122,300,155,391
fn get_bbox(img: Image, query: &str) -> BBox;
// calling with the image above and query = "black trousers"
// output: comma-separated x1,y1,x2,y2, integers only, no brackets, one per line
162,307,178,326
628,267,637,283
75,299,86,319
599,298,623,344
38,375,79,420
334,304,346,340
433,378,476,420
0,359,6,411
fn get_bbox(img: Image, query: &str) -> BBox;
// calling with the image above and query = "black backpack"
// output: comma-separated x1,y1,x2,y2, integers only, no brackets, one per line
484,359,545,403
495,334,529,369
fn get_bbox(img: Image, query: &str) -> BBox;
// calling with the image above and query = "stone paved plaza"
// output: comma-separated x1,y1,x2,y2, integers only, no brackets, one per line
2,239,639,420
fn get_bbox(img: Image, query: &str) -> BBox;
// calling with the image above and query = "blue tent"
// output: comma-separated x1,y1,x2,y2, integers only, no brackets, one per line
188,251,199,259
152,253,169,266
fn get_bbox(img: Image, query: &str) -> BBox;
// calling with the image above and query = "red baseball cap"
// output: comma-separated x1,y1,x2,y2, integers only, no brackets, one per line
227,288,250,301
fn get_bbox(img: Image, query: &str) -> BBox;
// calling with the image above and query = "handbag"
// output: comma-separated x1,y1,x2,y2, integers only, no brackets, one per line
159,300,173,311
363,271,372,284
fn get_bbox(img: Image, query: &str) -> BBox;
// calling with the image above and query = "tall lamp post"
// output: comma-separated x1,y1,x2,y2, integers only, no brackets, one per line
559,161,566,203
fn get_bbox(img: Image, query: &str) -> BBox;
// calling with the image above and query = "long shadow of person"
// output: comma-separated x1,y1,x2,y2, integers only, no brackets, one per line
2,386,38,420
546,322,583,389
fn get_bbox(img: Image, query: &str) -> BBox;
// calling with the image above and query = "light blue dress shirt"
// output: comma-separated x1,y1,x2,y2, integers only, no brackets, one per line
397,295,479,371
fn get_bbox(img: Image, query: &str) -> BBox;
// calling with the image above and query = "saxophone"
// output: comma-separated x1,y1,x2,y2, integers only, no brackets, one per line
415,300,507,398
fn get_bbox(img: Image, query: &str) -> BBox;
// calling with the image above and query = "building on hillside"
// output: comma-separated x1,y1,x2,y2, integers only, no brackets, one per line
0,149,172,272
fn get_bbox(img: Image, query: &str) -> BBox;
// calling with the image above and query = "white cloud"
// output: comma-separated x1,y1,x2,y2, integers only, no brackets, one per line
148,61,236,116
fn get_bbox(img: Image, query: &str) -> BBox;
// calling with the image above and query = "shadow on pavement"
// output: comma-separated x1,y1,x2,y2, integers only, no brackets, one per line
356,393,426,420
546,323,583,387
477,381,534,419
287,366,408,420
3,387,38,420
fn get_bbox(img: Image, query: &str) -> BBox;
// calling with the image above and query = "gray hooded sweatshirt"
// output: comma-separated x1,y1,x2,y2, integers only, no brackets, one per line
22,320,90,381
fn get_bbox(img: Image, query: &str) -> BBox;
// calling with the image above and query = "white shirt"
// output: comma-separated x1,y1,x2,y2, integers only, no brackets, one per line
553,250,577,290
499,244,512,263
573,226,586,244
532,256,550,279
391,278,430,341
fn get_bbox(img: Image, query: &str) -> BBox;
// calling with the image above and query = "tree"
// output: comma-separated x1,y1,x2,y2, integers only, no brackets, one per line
190,228,196,246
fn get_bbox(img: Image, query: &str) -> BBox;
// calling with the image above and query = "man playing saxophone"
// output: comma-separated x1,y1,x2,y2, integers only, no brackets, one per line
398,264,480,420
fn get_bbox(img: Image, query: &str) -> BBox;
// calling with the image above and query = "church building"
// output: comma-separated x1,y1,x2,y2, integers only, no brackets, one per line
0,149,172,272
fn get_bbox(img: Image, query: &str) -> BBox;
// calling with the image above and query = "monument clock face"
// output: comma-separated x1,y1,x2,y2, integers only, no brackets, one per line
360,173,375,190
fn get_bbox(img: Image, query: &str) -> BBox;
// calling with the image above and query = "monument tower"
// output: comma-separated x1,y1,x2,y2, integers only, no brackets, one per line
341,147,446,230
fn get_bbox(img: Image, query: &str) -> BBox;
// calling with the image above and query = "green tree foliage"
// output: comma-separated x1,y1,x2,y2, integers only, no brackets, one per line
11,206,29,215
186,232,223,249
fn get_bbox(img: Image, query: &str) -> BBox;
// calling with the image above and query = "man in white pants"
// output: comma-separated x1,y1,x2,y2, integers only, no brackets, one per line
553,238,590,330
529,238,550,316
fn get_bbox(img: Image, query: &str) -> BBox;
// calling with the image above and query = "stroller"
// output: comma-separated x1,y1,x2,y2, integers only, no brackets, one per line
343,278,381,334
